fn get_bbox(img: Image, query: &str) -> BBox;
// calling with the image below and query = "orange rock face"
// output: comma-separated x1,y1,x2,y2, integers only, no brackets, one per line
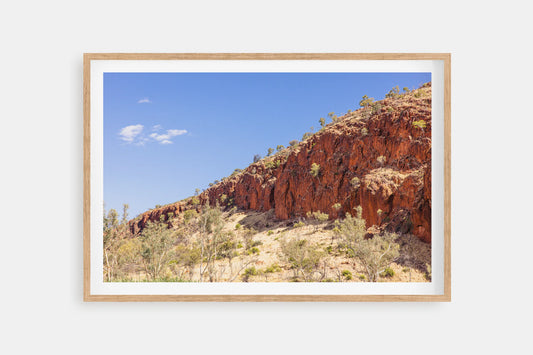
130,85,432,243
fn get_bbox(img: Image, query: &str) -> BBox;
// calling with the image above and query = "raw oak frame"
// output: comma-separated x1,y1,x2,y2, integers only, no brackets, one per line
83,53,451,302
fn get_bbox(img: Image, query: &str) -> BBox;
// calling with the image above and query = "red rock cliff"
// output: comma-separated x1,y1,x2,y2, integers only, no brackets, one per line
130,84,432,243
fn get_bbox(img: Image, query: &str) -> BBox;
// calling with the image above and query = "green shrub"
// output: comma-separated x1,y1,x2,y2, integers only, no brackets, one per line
235,223,242,230
310,163,320,177
265,161,276,169
360,127,368,136
358,274,366,281
342,270,353,280
293,221,305,228
267,230,274,236
412,120,427,129
230,168,243,177
242,266,258,282
264,264,282,273
332,203,341,211
248,247,260,255
380,267,395,278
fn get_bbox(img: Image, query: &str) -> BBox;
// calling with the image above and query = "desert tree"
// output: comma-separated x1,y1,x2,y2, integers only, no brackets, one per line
398,234,427,282
103,203,131,281
319,117,326,128
139,213,177,281
336,206,400,282
289,140,299,147
267,147,274,156
280,237,325,281
253,154,261,163
196,203,225,281
276,144,285,152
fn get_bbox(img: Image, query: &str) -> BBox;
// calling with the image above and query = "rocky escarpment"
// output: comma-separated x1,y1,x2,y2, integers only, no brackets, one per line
130,84,432,242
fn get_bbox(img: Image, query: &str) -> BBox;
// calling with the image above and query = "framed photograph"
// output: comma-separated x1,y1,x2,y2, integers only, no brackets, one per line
84,53,450,301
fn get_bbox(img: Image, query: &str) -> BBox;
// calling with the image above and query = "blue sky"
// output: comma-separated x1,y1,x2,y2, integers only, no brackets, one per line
104,72,431,218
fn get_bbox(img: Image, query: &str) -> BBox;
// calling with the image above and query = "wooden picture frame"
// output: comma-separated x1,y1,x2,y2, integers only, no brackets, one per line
84,53,451,301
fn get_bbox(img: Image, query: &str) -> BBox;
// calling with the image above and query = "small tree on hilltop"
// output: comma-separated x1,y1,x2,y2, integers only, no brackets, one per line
302,132,313,141
276,144,285,152
385,86,400,99
328,112,339,123
253,154,261,163
319,117,326,128
289,140,299,147
359,95,375,108
267,147,274,157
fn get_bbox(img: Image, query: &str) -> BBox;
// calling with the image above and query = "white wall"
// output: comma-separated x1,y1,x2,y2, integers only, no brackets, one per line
1,1,531,354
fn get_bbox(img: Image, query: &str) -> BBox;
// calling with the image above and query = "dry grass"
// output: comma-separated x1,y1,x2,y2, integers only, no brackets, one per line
162,209,430,282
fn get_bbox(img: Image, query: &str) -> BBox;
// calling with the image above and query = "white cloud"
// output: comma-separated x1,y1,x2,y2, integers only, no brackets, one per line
137,98,152,104
118,124,144,143
149,129,187,144
119,124,186,145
